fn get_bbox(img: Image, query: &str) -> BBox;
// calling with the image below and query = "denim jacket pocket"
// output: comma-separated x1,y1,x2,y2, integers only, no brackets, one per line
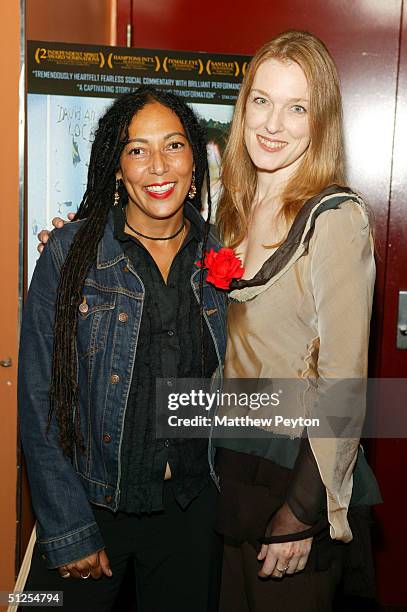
77,285,116,359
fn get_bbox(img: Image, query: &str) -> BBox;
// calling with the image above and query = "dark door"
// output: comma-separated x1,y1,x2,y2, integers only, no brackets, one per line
117,0,406,605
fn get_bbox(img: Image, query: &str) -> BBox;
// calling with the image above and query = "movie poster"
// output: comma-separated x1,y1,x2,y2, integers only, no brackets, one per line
26,41,250,281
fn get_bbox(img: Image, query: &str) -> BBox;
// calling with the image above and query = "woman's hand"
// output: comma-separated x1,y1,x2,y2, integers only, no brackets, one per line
58,549,112,580
37,212,75,254
257,536,313,578
257,501,313,578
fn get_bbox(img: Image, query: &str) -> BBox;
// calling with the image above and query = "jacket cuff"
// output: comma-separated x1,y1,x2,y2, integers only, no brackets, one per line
36,522,104,569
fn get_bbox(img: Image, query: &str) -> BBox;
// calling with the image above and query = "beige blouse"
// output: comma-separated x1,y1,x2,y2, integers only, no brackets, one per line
224,194,375,543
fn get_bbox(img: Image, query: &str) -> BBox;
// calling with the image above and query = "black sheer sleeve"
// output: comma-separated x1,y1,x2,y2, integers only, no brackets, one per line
286,436,326,525
260,437,328,544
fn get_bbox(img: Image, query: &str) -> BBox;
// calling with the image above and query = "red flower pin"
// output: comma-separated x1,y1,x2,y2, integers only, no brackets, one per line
197,248,244,290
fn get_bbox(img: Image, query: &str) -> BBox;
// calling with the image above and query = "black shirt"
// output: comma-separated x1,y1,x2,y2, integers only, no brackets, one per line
113,204,218,513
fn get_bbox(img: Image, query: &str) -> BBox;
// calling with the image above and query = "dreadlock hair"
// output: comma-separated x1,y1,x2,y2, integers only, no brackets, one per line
48,86,212,458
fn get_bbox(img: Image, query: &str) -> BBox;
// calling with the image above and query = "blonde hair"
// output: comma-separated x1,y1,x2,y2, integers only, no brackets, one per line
217,30,346,248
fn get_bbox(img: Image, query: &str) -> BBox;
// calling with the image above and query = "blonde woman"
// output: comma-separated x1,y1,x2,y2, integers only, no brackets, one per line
214,30,381,611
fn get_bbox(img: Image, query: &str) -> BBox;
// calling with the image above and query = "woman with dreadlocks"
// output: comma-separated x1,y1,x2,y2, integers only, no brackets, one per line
19,87,226,611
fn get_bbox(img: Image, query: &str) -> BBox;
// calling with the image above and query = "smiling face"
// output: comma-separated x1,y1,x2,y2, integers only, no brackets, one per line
244,58,311,178
116,101,194,222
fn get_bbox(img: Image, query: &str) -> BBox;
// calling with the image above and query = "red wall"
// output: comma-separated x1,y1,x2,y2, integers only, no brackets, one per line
0,0,20,601
26,0,115,45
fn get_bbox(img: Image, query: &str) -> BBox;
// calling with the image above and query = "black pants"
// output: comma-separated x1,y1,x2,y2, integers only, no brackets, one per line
219,538,342,612
24,482,222,612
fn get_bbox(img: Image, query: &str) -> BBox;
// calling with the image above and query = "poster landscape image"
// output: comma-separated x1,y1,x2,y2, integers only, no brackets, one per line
27,41,249,281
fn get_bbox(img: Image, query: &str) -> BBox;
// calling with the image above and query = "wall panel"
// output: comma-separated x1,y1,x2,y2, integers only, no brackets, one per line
0,0,21,600
26,0,115,45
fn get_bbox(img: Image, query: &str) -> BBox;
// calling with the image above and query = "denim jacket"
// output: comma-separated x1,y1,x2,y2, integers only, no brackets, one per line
18,203,227,568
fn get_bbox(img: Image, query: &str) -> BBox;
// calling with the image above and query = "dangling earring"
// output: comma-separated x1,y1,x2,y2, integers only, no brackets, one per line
188,170,197,199
114,179,120,206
